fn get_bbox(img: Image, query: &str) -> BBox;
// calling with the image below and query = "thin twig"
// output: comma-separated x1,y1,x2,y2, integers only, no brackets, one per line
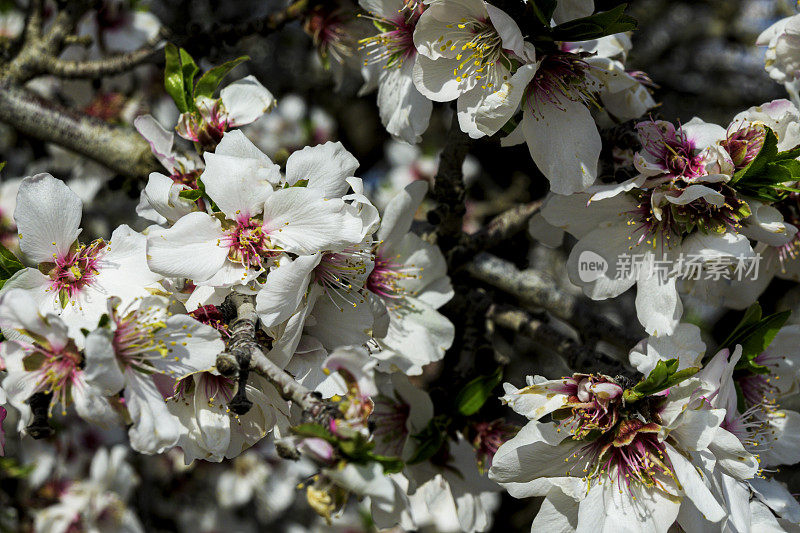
37,29,167,79
467,252,642,350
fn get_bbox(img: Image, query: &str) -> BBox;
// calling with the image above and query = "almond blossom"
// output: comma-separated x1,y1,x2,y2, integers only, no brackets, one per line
176,75,276,152
412,0,524,138
0,174,162,337
491,370,758,532
357,0,432,143
83,295,223,454
146,130,369,289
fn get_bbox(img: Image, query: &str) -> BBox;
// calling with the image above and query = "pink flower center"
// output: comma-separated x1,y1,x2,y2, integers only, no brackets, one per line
472,419,517,471
47,240,106,304
366,251,418,301
358,5,421,69
189,305,230,337
222,219,274,270
525,52,593,117
26,341,83,414
723,123,766,169
637,120,705,179
567,419,673,493
176,100,229,150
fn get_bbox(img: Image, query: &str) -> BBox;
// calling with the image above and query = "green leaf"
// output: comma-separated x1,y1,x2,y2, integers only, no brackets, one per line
0,242,23,280
366,452,404,474
734,310,790,368
408,417,447,465
551,4,636,42
290,423,338,443
0,161,5,173
178,189,204,201
721,303,763,348
732,128,779,184
454,366,503,416
730,128,800,202
164,43,189,113
623,358,699,402
194,55,250,99
179,48,199,110
527,0,558,27
97,313,110,329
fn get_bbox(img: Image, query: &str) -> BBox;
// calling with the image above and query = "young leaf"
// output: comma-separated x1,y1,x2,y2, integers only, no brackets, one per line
734,310,791,366
550,4,636,42
623,358,699,402
290,423,337,443
0,242,23,280
164,43,189,113
527,0,558,27
179,48,199,111
178,189,204,201
194,55,250,99
455,366,504,416
407,417,447,465
366,452,404,474
721,302,762,348
731,128,779,184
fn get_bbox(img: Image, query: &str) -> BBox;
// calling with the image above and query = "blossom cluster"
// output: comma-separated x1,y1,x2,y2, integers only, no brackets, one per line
3,0,800,532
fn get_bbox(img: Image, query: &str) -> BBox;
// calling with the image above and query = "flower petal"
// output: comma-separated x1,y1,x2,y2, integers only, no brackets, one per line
15,174,82,264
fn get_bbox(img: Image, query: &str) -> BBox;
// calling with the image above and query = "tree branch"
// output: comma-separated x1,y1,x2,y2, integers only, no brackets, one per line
467,252,642,350
449,200,542,268
216,293,339,423
2,1,92,83
428,113,472,248
0,83,159,179
488,304,628,376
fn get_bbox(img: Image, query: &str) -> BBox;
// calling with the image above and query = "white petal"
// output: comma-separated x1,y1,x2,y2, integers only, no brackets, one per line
565,223,638,299
485,3,524,56
125,370,181,454
474,63,537,136
262,187,364,254
220,75,276,127
664,445,726,522
412,54,472,102
521,100,600,194
146,212,229,281
635,267,682,336
379,61,433,143
83,328,126,395
532,488,579,533
202,140,278,219
255,254,320,327
150,315,223,378
137,173,196,225
285,142,359,198
373,297,454,375
72,379,119,428
377,180,429,252
15,174,82,264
